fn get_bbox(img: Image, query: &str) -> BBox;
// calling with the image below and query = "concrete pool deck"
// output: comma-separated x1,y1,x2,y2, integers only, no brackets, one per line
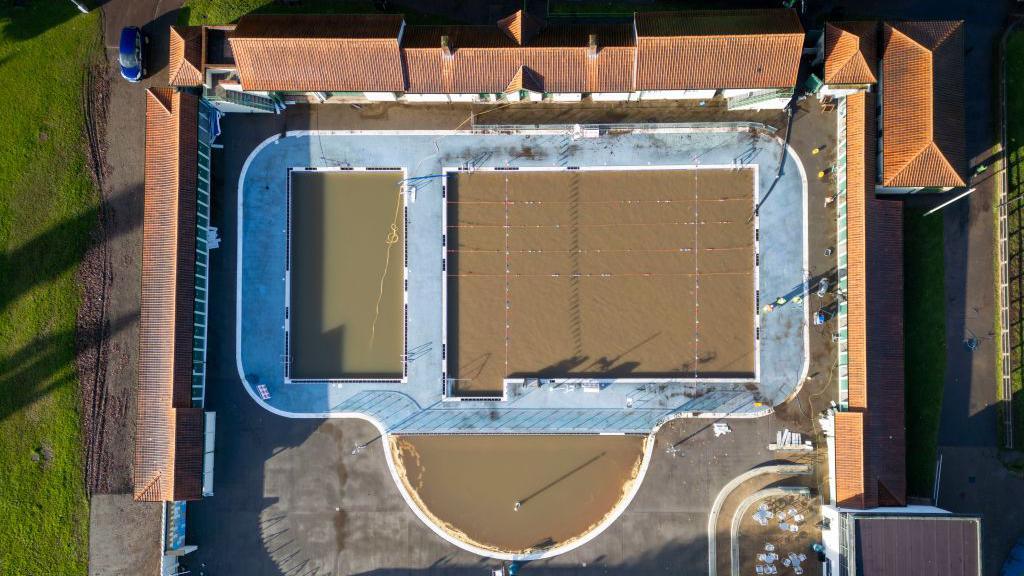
236,124,808,433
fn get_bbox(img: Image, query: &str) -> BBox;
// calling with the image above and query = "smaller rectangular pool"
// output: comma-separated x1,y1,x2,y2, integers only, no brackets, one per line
287,169,406,381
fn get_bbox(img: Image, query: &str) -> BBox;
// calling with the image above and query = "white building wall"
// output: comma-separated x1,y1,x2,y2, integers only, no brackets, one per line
722,89,758,98
364,92,397,101
590,92,633,102
550,93,583,102
640,89,716,100
821,86,865,97
402,93,451,103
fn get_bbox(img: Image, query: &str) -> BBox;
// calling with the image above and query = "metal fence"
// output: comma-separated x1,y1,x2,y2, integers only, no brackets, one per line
999,20,1018,449
191,101,217,408
473,121,779,136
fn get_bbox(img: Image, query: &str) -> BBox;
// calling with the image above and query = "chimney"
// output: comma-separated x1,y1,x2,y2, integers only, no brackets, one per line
587,33,598,58
441,34,452,58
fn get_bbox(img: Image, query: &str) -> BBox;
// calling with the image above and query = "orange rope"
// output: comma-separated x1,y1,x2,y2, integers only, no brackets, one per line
447,220,738,228
448,246,749,254
450,271,751,278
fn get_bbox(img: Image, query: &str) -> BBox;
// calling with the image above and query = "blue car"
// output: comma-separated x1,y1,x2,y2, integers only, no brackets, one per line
118,26,147,82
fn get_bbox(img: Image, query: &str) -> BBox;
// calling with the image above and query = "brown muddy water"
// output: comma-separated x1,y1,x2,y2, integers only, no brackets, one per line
289,171,404,379
391,434,648,554
447,169,756,394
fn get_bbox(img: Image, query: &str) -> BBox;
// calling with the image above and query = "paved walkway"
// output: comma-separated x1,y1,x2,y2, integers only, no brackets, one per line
235,125,809,432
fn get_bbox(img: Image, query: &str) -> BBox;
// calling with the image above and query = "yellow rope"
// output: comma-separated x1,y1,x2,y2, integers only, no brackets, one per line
369,101,514,349
369,187,403,350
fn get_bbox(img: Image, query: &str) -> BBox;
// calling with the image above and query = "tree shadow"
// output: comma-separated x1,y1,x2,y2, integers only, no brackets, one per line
0,312,132,423
0,187,140,316
0,1,108,42
176,0,457,28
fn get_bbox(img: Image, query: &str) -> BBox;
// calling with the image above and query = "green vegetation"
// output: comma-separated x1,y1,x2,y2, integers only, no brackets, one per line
0,2,101,573
1004,30,1024,449
178,0,448,26
548,0,692,15
903,208,947,497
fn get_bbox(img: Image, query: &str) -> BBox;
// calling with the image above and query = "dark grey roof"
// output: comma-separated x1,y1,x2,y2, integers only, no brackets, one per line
854,515,981,576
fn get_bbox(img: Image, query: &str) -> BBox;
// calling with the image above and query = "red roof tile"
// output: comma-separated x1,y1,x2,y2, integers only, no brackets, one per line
229,14,406,92
824,22,878,85
497,10,544,45
835,411,866,508
402,22,635,94
634,10,804,90
135,88,202,502
173,408,205,500
838,92,907,510
169,26,204,87
881,21,966,187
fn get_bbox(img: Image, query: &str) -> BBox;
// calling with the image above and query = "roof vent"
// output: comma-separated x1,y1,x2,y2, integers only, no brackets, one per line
588,33,598,58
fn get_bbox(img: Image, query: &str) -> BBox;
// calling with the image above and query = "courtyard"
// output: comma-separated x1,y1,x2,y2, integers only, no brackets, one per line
122,84,857,573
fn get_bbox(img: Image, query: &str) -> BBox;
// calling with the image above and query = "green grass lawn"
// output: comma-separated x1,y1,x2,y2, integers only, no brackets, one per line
178,0,449,26
547,0,760,16
0,2,101,574
548,0,692,15
903,208,947,497
909,208,946,496
1004,30,1024,449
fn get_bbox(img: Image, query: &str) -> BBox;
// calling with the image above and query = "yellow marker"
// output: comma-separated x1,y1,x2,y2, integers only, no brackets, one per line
818,170,826,179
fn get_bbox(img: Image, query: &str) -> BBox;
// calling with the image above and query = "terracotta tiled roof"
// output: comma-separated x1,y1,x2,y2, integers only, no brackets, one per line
497,10,544,45
135,88,202,502
402,21,635,94
217,11,804,94
845,92,869,412
824,22,878,85
634,10,804,90
173,408,205,500
836,93,907,510
229,14,406,91
835,411,866,508
504,65,543,93
169,26,204,87
881,21,966,187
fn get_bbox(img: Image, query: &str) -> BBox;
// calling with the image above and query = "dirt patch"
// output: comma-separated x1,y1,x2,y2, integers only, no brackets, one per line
447,169,756,394
76,55,117,495
390,434,647,554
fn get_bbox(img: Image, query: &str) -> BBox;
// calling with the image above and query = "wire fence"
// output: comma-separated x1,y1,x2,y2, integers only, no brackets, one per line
999,19,1019,449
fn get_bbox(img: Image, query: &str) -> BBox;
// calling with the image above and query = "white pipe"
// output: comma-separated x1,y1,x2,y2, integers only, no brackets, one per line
924,187,976,216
